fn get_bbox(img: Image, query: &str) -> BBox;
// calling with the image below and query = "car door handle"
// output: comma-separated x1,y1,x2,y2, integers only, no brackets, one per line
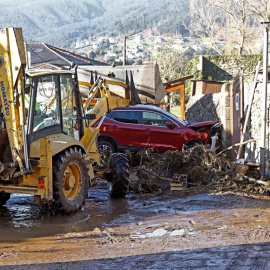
145,128,151,132
112,125,117,130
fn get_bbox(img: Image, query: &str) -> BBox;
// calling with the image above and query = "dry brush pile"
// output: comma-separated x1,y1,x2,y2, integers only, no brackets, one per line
128,145,270,196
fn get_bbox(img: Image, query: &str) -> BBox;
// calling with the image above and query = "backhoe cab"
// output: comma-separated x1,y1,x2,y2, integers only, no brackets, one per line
0,28,130,213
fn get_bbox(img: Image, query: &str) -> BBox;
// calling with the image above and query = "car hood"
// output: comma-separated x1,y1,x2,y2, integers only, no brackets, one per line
186,120,217,128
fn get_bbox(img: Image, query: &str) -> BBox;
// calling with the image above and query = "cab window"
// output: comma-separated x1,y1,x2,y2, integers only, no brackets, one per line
33,75,61,132
60,75,76,136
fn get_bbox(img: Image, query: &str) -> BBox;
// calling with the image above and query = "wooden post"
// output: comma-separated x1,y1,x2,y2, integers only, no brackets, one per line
164,76,193,120
180,85,185,120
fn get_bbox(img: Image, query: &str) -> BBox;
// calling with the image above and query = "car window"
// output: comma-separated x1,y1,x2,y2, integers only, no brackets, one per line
159,109,187,126
112,111,140,124
142,111,169,127
106,111,114,119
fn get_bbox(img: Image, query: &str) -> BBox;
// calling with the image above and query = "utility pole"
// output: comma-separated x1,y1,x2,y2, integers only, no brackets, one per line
260,22,270,175
123,36,126,66
123,30,143,66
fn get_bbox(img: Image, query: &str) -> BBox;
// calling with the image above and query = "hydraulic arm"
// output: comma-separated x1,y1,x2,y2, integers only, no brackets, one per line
0,28,27,178
80,77,130,157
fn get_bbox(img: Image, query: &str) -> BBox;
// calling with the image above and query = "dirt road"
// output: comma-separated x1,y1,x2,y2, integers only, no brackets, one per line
1,181,270,269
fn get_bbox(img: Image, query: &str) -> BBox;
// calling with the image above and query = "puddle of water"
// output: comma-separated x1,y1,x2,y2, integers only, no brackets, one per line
0,182,132,242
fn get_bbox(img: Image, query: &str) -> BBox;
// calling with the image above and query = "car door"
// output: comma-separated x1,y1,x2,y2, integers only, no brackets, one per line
103,110,143,151
141,111,181,152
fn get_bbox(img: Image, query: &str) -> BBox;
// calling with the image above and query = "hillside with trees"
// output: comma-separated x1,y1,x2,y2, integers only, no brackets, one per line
0,0,268,52
0,0,188,47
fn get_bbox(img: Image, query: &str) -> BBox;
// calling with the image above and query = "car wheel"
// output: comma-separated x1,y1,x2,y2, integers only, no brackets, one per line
98,141,115,166
107,153,129,198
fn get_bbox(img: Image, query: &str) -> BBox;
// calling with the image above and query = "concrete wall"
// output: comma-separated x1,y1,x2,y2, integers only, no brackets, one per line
186,83,231,151
245,77,270,176
186,55,262,82
201,55,262,81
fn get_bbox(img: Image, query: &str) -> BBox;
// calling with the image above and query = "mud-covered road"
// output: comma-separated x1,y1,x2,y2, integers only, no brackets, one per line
1,181,270,269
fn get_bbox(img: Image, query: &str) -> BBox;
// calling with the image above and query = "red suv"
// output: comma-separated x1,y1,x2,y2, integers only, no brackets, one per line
96,105,219,163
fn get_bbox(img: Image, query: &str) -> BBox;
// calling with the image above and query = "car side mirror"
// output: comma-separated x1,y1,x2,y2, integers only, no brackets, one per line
166,121,175,129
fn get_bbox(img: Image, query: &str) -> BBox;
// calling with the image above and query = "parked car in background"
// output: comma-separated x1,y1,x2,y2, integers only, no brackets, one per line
95,105,220,164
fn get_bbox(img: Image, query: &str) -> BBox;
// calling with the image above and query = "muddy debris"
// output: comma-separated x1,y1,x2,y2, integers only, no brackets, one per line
128,145,270,196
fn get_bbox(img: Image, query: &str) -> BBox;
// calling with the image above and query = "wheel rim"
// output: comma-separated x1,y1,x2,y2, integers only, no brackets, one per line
98,144,113,165
63,163,82,201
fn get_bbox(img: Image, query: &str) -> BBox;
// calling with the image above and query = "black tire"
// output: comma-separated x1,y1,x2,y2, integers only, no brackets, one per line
107,153,129,198
98,141,115,166
53,148,89,214
0,192,10,206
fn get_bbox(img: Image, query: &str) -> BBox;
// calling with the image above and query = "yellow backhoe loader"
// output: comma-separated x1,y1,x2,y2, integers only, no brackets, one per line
0,28,130,214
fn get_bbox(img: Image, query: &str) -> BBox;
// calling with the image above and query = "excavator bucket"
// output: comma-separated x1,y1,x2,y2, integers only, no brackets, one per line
77,63,166,105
